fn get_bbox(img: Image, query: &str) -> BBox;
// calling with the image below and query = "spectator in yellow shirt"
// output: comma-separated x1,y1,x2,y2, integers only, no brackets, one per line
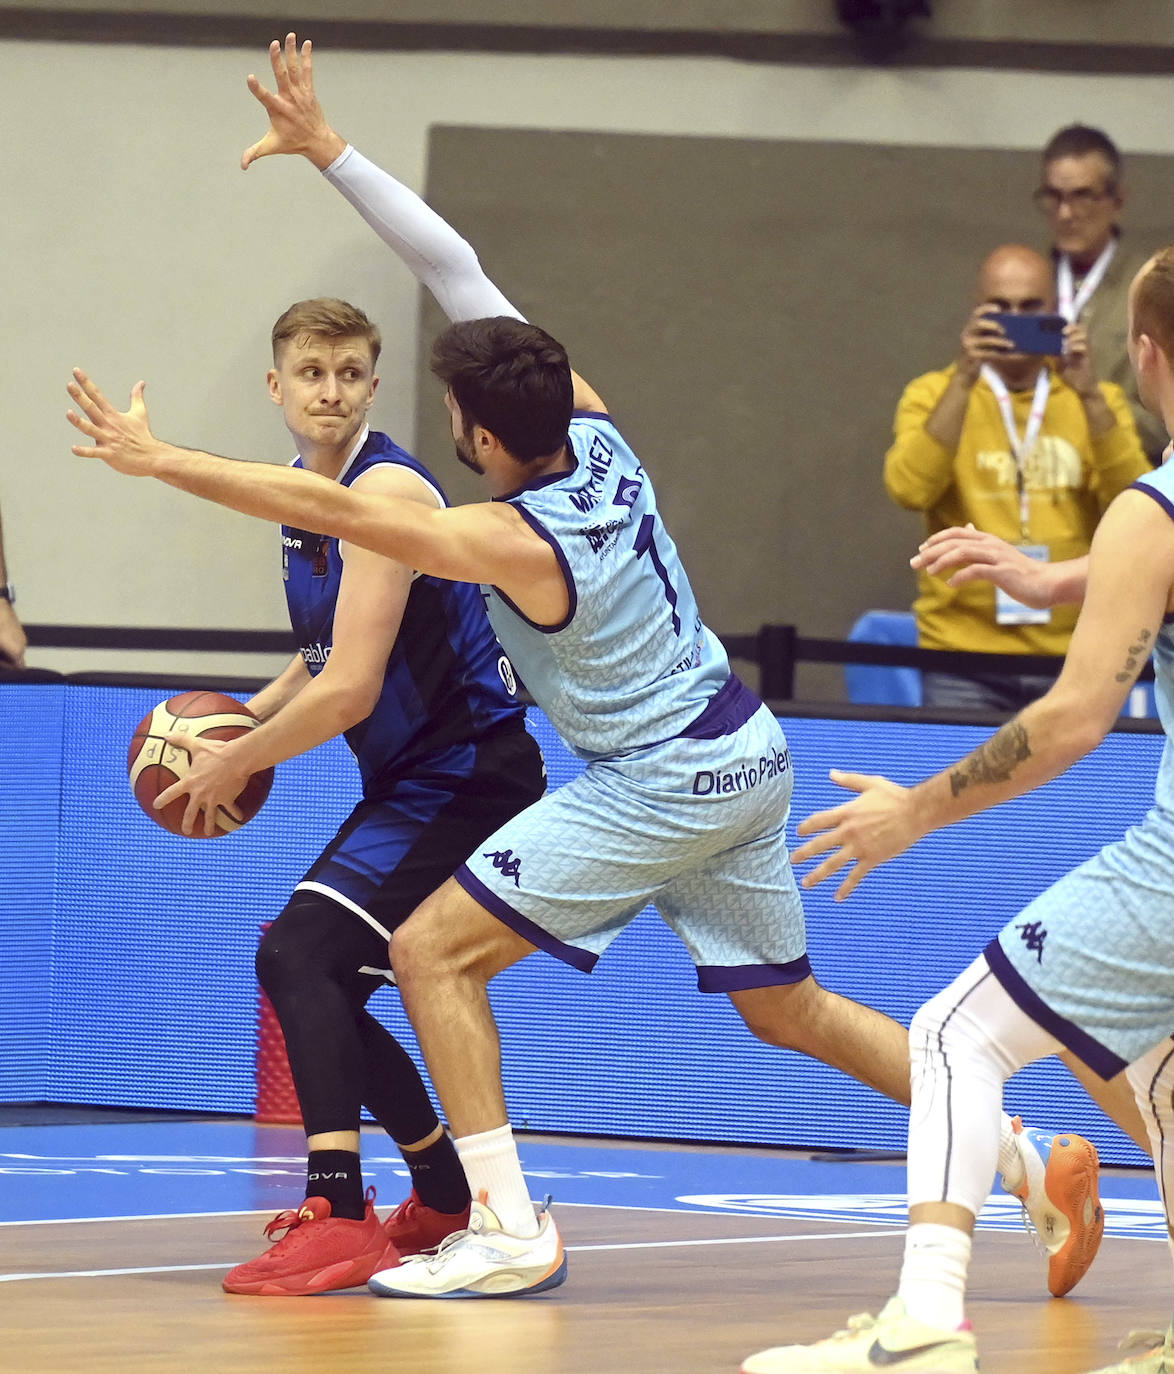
885,243,1149,711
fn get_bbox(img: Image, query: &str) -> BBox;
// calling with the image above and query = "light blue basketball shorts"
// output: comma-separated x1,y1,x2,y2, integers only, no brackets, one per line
987,803,1174,1076
454,703,810,993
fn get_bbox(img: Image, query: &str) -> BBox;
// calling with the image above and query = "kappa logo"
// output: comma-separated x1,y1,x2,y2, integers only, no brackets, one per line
484,848,523,886
1017,920,1048,963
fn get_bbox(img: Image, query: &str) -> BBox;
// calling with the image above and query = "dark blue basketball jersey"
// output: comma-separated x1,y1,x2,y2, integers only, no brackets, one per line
281,429,525,797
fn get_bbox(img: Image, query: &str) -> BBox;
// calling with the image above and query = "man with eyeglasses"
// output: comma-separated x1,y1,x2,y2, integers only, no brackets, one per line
1036,124,1166,462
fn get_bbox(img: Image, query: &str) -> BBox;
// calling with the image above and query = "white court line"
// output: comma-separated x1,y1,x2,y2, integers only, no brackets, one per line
0,1229,906,1283
0,1208,275,1228
0,1200,862,1228
0,1263,232,1282
569,1229,907,1253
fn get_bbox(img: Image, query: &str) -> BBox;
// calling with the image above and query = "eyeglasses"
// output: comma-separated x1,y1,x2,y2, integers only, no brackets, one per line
1033,185,1116,214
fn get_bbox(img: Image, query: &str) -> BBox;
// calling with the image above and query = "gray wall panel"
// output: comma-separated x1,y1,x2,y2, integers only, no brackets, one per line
417,128,1174,658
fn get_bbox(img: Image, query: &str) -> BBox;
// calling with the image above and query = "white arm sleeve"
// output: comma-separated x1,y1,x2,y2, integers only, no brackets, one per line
323,143,526,325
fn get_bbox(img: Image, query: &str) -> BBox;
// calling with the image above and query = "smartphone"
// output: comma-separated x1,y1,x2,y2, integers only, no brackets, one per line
988,311,1067,356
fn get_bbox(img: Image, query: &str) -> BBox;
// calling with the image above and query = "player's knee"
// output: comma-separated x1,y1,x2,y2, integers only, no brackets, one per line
908,997,947,1062
734,977,821,1050
910,987,1007,1080
255,923,310,1001
255,892,340,1000
390,900,462,986
391,890,513,990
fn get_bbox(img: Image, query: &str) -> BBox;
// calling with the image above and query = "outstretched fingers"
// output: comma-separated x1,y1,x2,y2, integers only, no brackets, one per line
919,541,997,578
67,367,109,417
790,825,871,901
276,32,311,88
790,769,886,896
795,842,866,899
66,374,108,446
241,33,316,170
65,371,156,473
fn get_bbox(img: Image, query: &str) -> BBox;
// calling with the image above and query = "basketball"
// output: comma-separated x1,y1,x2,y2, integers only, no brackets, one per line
127,691,274,837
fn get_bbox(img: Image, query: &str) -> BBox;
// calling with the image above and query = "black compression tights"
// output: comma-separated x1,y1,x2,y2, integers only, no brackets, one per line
256,890,441,1144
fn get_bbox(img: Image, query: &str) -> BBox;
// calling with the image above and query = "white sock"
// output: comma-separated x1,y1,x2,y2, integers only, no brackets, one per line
997,1114,1025,1193
454,1124,538,1238
898,1223,972,1331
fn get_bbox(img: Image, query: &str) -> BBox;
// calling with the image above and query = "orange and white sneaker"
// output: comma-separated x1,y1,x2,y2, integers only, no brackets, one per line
381,1190,470,1258
1002,1117,1104,1297
223,1186,393,1296
368,1195,566,1298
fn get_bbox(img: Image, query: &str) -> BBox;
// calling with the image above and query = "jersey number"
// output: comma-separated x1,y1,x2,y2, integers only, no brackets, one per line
634,514,681,635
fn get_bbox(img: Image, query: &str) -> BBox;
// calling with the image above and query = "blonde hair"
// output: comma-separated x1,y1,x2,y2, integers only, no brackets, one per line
1132,248,1174,364
270,298,382,366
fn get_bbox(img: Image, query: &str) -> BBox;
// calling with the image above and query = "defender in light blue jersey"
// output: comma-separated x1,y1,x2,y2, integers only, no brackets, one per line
773,249,1174,1374
67,31,1097,1314
484,409,730,759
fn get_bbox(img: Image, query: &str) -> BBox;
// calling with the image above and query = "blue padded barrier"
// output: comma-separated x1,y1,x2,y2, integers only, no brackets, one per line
0,681,1157,1166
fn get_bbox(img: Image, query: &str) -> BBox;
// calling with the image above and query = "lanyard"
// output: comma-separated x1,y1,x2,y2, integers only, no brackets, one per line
1056,237,1117,322
980,365,1051,539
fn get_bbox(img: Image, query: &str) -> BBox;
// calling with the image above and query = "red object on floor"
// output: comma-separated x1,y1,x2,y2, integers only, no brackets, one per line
254,923,302,1125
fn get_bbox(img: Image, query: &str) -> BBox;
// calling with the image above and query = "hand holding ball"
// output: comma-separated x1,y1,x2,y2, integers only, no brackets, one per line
128,691,274,837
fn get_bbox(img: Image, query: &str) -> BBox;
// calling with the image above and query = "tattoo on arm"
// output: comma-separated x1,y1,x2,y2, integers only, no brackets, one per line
1116,627,1154,684
949,720,1032,798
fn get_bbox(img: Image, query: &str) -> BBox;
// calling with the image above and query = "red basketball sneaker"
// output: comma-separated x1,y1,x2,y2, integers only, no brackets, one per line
381,1190,471,1258
223,1186,395,1296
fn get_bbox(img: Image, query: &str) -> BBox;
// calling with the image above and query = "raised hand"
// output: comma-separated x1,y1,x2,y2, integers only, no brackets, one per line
1057,320,1097,398
957,302,1016,383
241,32,345,172
790,770,922,901
911,525,1056,607
67,370,162,477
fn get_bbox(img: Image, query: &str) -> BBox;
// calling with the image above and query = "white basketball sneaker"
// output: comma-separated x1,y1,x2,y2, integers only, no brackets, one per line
367,1195,566,1299
740,1297,979,1373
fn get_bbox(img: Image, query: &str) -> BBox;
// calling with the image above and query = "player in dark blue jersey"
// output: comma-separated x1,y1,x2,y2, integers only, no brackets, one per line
147,297,545,1295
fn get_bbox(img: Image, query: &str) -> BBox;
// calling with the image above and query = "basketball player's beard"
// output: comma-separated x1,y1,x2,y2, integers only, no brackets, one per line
454,434,483,475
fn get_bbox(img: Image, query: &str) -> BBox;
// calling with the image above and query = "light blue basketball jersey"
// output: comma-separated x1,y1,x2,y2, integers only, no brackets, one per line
987,459,1174,1073
485,412,731,761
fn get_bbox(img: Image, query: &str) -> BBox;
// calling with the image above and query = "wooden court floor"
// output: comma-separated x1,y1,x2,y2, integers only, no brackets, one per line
2,1170,1164,1374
